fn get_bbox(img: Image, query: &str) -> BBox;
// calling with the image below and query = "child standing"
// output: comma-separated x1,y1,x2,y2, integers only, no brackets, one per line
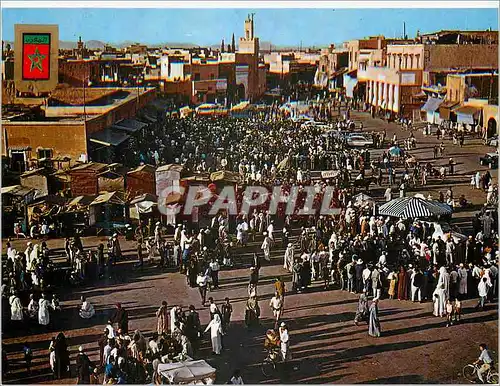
453,299,462,323
221,297,233,334
445,300,454,327
23,344,32,374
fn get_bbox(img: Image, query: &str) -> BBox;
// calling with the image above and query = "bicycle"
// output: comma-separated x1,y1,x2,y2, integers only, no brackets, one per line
463,363,499,384
261,347,281,377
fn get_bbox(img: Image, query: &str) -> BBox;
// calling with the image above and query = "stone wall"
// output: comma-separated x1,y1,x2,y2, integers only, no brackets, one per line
425,44,498,72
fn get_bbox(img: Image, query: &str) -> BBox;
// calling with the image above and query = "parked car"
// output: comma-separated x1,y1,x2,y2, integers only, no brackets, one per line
485,135,498,147
301,121,332,130
479,152,499,169
291,115,314,123
347,134,374,148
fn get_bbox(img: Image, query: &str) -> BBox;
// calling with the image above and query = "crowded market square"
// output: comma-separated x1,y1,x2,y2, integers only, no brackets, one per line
1,5,499,385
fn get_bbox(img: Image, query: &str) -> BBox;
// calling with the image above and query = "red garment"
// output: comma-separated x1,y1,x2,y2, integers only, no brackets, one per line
397,269,408,300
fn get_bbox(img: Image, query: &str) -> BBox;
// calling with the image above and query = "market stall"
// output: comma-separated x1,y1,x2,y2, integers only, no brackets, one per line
157,360,216,385
195,104,228,116
1,185,35,237
210,170,241,184
129,193,159,224
230,101,251,118
26,195,67,233
179,106,193,119
89,191,128,235
61,195,96,235
379,196,452,220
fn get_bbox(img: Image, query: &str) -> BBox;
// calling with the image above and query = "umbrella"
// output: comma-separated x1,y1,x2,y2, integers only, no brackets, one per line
352,192,375,205
389,146,403,156
157,360,216,384
379,197,452,220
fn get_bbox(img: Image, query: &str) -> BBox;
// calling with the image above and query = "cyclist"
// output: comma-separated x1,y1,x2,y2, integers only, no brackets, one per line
474,343,494,383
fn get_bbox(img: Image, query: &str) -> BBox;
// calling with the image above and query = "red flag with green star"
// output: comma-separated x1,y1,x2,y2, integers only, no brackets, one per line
22,33,51,80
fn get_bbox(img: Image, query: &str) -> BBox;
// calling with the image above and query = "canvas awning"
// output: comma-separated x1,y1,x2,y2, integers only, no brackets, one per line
181,174,210,183
112,119,148,133
421,97,444,112
210,170,241,183
8,146,32,151
130,193,158,214
231,101,250,111
439,101,460,120
157,360,216,384
90,191,125,206
89,128,130,147
330,67,348,79
156,164,184,173
129,193,158,205
454,105,481,124
344,74,359,99
1,185,34,197
379,197,452,220
66,195,96,211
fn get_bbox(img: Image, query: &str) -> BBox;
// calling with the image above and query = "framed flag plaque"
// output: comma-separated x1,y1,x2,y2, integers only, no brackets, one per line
22,33,51,80
14,24,59,94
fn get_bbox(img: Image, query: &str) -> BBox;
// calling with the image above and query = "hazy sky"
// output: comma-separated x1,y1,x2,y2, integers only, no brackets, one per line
2,8,498,46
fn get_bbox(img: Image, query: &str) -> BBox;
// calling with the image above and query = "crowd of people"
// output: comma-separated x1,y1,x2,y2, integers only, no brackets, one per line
2,97,498,384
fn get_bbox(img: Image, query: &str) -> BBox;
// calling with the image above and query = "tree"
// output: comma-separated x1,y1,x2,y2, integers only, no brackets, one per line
221,38,225,53
231,33,236,53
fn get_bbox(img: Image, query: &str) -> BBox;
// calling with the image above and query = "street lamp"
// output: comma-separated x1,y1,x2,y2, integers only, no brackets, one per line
136,68,143,113
83,63,92,120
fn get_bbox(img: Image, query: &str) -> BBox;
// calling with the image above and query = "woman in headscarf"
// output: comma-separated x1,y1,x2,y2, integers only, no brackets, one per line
9,290,23,324
204,313,223,355
79,296,95,319
261,232,271,262
432,285,446,317
129,330,147,360
27,293,39,320
397,266,408,301
180,334,193,358
245,294,260,329
387,269,398,300
354,291,369,326
437,266,450,300
433,266,450,317
283,243,294,272
368,298,381,337
457,263,468,300
28,244,40,272
54,332,70,379
38,293,51,327
155,301,169,335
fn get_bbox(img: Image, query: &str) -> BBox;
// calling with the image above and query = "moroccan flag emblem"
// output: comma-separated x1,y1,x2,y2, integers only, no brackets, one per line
22,33,51,80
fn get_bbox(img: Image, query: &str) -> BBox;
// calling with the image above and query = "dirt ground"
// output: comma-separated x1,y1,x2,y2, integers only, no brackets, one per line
2,111,498,384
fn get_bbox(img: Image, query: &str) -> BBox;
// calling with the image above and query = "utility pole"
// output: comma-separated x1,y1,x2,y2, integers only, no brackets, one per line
136,67,140,113
83,63,87,120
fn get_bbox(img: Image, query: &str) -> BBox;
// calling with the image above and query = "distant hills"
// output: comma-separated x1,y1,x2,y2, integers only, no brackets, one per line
4,39,321,51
